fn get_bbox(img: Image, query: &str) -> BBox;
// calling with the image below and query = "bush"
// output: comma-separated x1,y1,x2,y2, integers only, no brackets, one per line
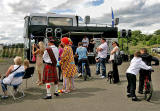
132,40,137,46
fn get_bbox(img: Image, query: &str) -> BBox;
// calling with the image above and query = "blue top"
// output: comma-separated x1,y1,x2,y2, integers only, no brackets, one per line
76,46,88,60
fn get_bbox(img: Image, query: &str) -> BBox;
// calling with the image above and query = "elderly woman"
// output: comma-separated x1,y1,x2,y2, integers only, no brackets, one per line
60,37,77,93
32,41,45,85
109,41,120,83
0,56,25,99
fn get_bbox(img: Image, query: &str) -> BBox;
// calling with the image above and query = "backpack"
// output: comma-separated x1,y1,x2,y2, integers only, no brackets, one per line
114,50,123,65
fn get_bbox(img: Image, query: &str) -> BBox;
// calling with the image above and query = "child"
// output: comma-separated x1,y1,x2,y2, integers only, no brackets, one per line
24,59,30,69
126,51,152,101
138,48,159,94
95,56,100,75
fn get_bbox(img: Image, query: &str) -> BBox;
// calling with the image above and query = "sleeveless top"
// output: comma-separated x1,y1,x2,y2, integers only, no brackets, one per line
3,65,25,85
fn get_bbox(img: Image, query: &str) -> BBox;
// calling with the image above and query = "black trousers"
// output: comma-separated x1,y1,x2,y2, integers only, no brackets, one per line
139,70,151,92
112,60,120,83
58,66,63,81
126,73,136,97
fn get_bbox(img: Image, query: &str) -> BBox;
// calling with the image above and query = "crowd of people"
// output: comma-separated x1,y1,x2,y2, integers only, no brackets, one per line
0,36,159,102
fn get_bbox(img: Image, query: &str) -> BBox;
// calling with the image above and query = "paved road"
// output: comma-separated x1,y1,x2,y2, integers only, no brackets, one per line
0,59,160,111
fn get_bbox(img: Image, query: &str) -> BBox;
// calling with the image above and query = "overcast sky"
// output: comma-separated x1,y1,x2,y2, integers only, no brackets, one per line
0,0,160,44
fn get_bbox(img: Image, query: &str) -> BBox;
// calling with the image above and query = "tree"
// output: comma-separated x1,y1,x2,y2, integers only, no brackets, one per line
154,29,160,35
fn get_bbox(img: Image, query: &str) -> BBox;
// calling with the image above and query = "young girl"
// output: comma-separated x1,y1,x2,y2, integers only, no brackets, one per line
126,51,152,101
24,59,30,69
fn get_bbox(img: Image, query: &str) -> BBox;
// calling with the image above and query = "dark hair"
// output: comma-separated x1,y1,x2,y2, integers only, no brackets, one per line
140,48,148,53
112,41,119,47
59,44,64,48
134,51,141,57
78,42,83,46
101,37,106,41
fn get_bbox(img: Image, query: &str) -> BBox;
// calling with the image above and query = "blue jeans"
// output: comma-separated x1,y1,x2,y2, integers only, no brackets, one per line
78,59,91,77
96,62,100,74
96,58,106,77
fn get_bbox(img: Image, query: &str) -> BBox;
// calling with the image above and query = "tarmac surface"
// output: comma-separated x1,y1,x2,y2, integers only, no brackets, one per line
0,58,160,111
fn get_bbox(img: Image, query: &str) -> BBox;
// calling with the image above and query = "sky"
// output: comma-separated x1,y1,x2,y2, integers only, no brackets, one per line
0,0,160,44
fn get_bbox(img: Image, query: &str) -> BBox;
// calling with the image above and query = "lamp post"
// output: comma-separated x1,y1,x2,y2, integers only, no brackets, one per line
126,29,132,55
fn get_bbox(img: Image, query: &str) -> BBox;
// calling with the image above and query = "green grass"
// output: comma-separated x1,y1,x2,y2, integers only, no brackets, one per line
128,42,160,57
0,58,6,62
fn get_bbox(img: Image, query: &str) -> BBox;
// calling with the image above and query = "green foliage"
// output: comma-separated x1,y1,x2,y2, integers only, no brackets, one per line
118,29,160,54
154,29,160,35
131,40,137,46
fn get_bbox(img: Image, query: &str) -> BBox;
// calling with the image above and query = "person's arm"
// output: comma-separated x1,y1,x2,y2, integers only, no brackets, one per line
151,56,159,65
85,48,88,56
43,50,48,63
5,65,14,77
140,60,152,70
87,38,89,46
60,47,69,64
111,47,118,55
75,48,78,58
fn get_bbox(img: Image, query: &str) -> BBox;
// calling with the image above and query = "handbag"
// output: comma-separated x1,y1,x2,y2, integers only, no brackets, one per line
32,54,36,62
114,51,122,65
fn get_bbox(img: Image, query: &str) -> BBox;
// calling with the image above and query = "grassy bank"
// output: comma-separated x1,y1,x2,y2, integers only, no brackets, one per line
128,42,160,57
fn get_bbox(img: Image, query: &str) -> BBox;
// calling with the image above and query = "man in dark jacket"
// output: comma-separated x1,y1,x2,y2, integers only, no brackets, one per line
138,48,159,94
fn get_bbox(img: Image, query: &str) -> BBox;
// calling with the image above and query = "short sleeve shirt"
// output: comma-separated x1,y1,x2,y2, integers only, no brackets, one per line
76,46,88,60
98,42,108,58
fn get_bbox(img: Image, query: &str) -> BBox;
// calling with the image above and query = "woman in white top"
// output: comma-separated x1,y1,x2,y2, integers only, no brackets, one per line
109,41,120,83
1,56,25,99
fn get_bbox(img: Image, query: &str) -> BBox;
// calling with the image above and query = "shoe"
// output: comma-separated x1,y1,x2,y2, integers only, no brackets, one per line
138,91,143,94
132,97,140,101
37,82,43,86
1,96,9,99
99,74,102,76
43,96,52,99
64,89,71,93
87,76,92,80
54,93,60,96
127,94,132,98
100,76,106,79
114,81,120,84
78,73,82,78
96,72,100,75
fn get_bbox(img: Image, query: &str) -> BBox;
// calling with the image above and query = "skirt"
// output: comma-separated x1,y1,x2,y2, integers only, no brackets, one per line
42,64,58,83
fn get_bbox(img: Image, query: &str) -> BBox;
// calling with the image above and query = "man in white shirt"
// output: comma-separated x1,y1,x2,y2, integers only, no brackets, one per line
42,38,59,99
82,36,89,47
96,38,108,78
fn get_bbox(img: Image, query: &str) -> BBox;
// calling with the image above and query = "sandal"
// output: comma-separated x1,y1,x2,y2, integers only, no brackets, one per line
64,89,71,93
36,80,40,84
37,82,43,86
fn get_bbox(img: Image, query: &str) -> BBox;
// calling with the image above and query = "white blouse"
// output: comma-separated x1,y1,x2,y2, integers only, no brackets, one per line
43,45,59,64
110,46,119,60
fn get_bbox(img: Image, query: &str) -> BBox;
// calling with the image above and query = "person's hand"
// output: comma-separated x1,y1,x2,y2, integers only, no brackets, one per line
32,44,35,48
108,59,112,63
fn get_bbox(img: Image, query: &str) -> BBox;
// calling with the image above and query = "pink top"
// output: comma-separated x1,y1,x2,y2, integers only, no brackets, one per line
59,48,64,60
